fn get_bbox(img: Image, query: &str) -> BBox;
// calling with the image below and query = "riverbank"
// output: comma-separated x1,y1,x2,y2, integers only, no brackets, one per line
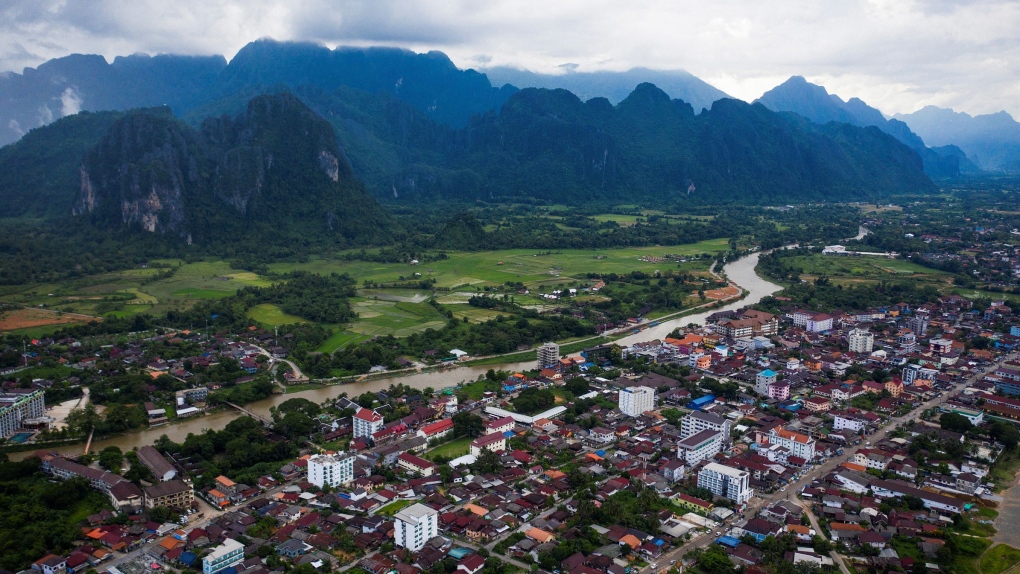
6,250,780,461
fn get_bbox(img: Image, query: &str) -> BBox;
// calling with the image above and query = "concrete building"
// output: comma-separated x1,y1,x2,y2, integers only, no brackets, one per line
0,389,46,438
618,386,655,417
203,538,245,574
307,453,355,488
909,315,930,336
698,462,752,505
353,408,384,438
768,427,816,460
903,364,939,385
537,342,560,369
755,370,778,396
680,411,731,440
394,503,439,551
397,452,436,477
137,445,177,482
848,328,874,353
144,479,194,510
470,432,507,456
677,429,723,466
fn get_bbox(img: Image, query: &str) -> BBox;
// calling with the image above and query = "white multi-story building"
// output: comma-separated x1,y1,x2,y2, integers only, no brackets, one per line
680,411,731,440
848,328,874,353
203,538,245,574
755,370,777,395
768,427,816,460
0,389,46,438
902,364,939,385
307,453,355,488
619,386,655,417
394,503,439,551
832,414,867,433
676,429,723,466
537,342,560,369
698,463,752,505
353,408,384,438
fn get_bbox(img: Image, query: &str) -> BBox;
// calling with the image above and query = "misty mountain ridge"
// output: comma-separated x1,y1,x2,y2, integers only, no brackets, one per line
481,66,730,112
0,38,518,148
894,106,1020,172
0,81,936,236
756,76,979,177
63,93,392,245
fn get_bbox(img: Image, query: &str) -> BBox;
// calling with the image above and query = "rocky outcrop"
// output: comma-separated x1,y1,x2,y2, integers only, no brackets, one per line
71,93,392,244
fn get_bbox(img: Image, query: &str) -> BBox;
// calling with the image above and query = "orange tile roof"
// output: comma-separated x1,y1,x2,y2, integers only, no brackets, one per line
775,427,811,444
526,527,555,543
215,475,236,487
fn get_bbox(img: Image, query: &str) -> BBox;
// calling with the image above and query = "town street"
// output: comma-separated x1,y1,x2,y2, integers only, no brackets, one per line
637,350,1016,574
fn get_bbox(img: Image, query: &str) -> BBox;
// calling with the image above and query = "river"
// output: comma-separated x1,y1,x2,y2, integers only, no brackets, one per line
12,250,782,460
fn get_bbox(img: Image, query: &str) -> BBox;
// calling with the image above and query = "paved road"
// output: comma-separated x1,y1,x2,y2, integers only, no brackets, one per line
798,500,851,574
636,351,1016,574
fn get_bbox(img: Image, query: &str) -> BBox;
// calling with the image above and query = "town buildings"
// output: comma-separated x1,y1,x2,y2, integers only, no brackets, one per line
698,463,752,505
353,408,384,438
203,538,245,574
0,389,46,438
680,411,731,440
308,453,355,488
537,342,560,369
847,328,874,353
143,479,194,510
677,429,723,465
393,503,439,551
618,386,655,417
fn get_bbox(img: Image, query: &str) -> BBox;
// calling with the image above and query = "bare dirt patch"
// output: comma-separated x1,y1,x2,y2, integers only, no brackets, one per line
0,308,98,331
703,286,740,300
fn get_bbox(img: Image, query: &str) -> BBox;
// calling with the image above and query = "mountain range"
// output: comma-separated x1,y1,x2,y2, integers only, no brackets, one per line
4,93,391,245
894,106,1020,172
481,66,730,112
8,39,1014,247
755,76,979,177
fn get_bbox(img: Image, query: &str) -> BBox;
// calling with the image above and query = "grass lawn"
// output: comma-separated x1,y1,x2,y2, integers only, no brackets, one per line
347,299,448,337
376,499,415,516
269,241,724,291
315,330,371,354
981,544,1020,574
427,436,473,460
248,304,307,326
990,450,1020,491
784,253,951,288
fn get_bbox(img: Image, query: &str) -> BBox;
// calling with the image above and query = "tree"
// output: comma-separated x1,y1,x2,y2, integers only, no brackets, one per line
698,545,735,574
564,377,590,396
939,412,972,434
453,412,484,438
475,449,502,474
990,420,1020,449
98,446,123,472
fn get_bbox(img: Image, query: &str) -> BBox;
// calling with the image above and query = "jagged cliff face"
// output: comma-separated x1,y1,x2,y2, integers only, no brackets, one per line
72,93,391,243
72,110,196,235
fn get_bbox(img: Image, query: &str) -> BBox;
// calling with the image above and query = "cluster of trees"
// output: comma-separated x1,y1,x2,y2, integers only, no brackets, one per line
511,388,556,415
153,416,297,489
0,458,111,570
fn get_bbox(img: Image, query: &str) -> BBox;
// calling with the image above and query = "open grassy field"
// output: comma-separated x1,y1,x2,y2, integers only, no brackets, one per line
247,304,307,326
269,241,725,292
783,253,952,287
315,330,371,354
981,544,1020,574
347,299,448,337
0,260,273,320
427,436,472,460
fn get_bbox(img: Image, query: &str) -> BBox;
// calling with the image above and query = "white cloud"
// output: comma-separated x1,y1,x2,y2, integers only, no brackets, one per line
60,86,82,116
0,0,1018,117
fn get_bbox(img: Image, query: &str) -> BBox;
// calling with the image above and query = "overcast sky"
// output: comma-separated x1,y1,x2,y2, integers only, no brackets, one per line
3,0,1019,117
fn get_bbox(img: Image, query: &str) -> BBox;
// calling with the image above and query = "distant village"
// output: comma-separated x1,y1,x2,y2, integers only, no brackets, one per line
10,290,1020,574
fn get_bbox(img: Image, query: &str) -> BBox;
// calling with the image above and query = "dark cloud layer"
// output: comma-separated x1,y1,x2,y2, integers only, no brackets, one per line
1,0,1018,117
